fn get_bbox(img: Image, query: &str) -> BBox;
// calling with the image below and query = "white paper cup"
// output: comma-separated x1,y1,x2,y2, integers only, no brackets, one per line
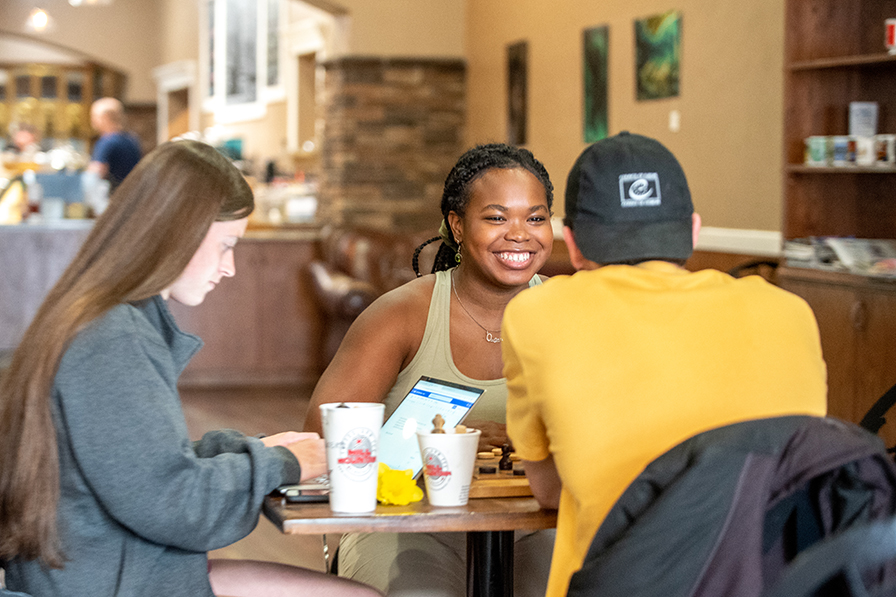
417,428,481,507
320,402,385,513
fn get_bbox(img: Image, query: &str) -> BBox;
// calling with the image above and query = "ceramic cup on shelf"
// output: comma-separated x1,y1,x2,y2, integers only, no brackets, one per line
831,136,851,166
805,136,829,166
856,136,876,167
417,427,481,507
320,402,384,513
875,134,896,167
887,18,896,55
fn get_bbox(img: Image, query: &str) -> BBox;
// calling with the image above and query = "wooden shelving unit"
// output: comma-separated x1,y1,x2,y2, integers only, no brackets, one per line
0,62,125,148
782,1,896,240
778,0,896,435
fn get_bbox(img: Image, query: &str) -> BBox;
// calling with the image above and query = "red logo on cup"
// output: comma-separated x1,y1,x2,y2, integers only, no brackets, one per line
336,429,377,480
338,447,376,465
422,448,452,489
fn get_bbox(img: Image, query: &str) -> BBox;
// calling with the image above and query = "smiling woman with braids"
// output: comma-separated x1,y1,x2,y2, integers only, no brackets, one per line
304,143,557,597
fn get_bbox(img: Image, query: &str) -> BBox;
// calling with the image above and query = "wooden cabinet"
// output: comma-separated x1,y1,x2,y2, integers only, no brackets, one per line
779,1,896,435
0,62,125,148
169,230,325,388
782,1,896,240
779,267,896,447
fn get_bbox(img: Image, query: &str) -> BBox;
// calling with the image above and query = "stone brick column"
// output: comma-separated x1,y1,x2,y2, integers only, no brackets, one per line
318,57,465,231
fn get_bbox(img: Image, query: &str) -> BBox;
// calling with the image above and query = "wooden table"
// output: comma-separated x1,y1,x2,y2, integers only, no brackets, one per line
263,495,557,597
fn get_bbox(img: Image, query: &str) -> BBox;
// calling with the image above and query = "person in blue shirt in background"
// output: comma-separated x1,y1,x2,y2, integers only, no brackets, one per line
88,97,142,192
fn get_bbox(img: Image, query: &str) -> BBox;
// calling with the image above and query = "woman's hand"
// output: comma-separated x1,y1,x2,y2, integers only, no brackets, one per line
280,433,328,481
464,419,510,451
260,431,320,448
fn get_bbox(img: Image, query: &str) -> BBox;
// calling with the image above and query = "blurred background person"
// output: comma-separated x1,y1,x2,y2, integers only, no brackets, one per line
6,122,41,158
88,97,142,192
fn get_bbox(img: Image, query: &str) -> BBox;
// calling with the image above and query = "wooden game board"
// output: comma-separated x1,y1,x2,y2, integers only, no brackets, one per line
469,454,532,499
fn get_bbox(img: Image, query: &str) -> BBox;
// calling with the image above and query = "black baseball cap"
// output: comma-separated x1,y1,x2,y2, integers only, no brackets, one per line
564,131,694,264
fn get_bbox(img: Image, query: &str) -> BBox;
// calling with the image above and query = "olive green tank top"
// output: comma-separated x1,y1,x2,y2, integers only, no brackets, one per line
382,267,543,423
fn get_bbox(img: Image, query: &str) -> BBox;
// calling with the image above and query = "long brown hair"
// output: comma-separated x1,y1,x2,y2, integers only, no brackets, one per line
0,140,253,567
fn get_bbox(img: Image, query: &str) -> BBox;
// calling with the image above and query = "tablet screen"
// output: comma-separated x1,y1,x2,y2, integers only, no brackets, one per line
377,376,485,477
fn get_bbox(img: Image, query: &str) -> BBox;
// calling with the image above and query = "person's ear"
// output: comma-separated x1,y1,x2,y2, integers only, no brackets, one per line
691,212,702,249
447,211,463,245
562,226,599,271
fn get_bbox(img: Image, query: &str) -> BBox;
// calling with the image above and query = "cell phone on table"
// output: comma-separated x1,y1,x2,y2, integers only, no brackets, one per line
277,482,329,503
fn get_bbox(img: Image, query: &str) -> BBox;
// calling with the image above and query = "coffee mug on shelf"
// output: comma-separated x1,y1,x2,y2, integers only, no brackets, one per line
875,134,896,167
804,136,829,166
831,136,851,166
887,18,896,55
856,136,876,167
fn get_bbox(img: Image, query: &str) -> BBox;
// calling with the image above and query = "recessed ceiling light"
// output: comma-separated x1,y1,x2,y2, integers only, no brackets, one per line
25,8,52,33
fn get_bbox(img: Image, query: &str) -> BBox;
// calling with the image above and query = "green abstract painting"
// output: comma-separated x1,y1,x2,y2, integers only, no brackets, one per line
507,41,528,146
583,26,609,143
635,10,681,100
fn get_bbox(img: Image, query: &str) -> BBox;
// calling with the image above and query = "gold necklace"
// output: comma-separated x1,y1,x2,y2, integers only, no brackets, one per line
451,271,502,343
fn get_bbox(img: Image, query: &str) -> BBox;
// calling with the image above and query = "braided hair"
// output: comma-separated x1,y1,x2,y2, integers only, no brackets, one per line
413,143,554,276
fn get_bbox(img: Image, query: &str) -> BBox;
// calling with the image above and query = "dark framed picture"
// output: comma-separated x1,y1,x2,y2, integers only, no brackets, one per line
635,10,681,101
583,26,609,142
507,41,528,146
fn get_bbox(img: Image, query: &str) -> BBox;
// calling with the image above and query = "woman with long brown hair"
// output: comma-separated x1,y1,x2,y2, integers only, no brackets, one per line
0,140,379,597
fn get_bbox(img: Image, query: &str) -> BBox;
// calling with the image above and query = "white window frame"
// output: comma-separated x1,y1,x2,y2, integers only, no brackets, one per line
200,0,286,124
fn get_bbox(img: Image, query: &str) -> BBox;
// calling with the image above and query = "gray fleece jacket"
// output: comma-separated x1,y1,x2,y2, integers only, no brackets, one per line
5,295,301,596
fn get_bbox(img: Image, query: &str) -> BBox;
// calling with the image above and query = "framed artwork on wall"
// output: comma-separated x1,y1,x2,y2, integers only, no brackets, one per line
635,10,681,101
507,40,527,146
583,25,609,142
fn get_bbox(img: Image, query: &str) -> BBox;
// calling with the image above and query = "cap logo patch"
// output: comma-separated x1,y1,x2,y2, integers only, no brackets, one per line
619,173,661,207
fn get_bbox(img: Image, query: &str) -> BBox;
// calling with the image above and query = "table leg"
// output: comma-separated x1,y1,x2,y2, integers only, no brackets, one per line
466,530,514,597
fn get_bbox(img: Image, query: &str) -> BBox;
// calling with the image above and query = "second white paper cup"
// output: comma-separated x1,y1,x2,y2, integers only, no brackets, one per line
417,428,481,507
320,402,385,513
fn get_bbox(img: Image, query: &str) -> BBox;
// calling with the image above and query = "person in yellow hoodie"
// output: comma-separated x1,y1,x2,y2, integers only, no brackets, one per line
503,131,828,597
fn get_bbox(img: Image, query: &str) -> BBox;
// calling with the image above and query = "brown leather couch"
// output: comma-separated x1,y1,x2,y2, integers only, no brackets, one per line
308,225,439,365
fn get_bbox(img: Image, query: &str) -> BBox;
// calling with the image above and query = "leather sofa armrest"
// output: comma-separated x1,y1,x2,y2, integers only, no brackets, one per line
308,260,379,319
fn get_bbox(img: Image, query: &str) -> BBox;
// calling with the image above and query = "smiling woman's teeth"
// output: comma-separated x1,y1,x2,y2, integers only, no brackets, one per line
499,252,530,263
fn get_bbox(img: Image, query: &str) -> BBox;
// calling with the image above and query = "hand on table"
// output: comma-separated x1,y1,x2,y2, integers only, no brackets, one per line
261,431,320,448
264,432,328,481
465,419,510,452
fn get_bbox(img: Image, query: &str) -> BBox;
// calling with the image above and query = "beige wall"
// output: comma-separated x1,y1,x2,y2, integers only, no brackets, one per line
159,0,200,66
0,0,162,103
330,0,464,57
466,0,785,232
